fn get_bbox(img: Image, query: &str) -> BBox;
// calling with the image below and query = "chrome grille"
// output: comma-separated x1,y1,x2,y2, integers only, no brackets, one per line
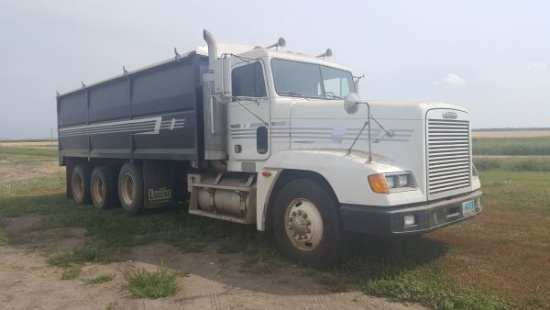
427,119,471,195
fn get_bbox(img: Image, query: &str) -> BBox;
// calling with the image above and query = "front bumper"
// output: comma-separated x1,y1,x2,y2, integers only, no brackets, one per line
340,190,482,235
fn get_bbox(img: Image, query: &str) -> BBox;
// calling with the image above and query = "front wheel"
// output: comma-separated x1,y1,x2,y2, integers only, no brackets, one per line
272,179,348,267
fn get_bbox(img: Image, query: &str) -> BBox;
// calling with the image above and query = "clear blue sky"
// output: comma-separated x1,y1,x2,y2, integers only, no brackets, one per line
1,0,549,138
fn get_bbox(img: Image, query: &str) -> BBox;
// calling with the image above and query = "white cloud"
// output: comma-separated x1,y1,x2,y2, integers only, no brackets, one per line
525,62,548,71
435,73,466,87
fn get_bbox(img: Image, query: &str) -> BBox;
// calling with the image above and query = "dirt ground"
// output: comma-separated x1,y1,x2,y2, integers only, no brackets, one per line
0,160,423,310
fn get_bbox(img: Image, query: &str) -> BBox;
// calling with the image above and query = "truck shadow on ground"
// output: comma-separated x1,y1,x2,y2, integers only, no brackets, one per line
1,193,448,297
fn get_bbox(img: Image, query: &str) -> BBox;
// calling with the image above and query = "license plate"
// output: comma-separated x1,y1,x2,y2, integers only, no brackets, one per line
462,200,476,217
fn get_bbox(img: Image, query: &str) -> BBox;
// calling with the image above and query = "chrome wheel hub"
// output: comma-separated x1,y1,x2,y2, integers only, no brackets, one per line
284,198,323,251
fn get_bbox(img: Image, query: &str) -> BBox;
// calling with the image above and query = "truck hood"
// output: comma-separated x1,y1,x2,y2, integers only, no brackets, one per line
288,98,468,121
281,98,472,199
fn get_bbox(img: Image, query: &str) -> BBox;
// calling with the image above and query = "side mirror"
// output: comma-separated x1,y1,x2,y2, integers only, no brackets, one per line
344,92,361,114
353,74,364,94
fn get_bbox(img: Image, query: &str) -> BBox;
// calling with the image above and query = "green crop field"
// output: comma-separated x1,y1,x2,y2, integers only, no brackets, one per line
473,136,550,156
1,141,549,309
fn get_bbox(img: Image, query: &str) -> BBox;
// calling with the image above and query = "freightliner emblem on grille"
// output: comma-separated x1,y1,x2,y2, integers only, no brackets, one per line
442,111,458,119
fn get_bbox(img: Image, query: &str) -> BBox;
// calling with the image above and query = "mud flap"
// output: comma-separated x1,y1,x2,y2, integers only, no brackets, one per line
143,161,176,208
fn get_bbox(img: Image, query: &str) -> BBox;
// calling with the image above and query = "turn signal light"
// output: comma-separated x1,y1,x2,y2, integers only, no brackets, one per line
368,174,389,194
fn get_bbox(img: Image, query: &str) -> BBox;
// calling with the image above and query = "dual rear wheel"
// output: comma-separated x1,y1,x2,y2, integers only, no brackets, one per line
70,163,143,214
90,165,118,210
71,164,91,205
117,163,144,215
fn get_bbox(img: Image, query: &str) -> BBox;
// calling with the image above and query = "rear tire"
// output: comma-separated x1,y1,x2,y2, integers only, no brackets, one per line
71,163,91,204
118,163,144,215
90,165,119,210
272,179,348,267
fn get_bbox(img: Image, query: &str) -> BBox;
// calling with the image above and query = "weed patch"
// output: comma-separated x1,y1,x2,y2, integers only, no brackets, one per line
124,266,183,299
83,273,116,285
61,265,82,280
46,247,113,267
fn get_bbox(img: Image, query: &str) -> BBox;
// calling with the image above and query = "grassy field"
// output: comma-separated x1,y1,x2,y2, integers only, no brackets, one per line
0,141,57,164
473,136,550,156
1,141,549,309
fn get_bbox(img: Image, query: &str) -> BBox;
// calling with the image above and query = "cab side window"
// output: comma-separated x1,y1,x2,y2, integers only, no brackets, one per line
232,62,267,97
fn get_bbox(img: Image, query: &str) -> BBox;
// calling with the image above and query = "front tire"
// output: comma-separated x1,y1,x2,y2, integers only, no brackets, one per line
90,165,119,210
118,163,144,215
71,163,91,204
273,179,347,267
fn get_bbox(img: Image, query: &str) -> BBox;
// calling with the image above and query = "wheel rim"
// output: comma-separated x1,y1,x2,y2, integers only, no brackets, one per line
72,173,84,200
120,173,135,206
284,198,324,252
91,175,105,204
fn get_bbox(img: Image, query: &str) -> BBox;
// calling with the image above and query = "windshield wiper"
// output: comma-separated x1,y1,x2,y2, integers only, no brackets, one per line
280,91,303,97
279,91,312,100
325,93,342,100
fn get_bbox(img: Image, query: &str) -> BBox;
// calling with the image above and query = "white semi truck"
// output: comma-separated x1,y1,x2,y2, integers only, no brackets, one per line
57,30,482,266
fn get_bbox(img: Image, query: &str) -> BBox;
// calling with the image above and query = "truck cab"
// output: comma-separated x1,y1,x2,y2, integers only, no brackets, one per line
190,31,482,265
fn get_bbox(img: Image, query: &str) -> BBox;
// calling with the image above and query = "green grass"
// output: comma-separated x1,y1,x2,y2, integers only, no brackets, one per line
46,247,114,267
61,265,82,280
435,170,550,309
1,142,549,308
240,245,285,274
0,177,235,253
45,245,115,282
0,231,8,245
302,236,509,309
106,301,118,310
474,156,550,172
83,273,116,285
124,266,182,299
0,146,57,163
0,169,514,308
473,136,550,156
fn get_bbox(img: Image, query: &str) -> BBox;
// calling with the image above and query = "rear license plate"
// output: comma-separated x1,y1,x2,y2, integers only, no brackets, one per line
462,200,476,217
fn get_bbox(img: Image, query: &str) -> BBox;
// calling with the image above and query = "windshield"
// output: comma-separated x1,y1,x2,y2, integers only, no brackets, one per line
271,58,354,99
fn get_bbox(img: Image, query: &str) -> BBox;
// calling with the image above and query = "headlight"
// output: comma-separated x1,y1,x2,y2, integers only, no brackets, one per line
385,173,411,189
397,175,409,187
369,172,414,194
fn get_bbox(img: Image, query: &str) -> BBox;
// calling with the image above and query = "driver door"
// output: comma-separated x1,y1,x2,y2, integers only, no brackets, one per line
227,60,271,162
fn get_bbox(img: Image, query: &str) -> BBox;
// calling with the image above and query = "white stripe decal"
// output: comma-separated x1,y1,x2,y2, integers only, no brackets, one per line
59,117,186,138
